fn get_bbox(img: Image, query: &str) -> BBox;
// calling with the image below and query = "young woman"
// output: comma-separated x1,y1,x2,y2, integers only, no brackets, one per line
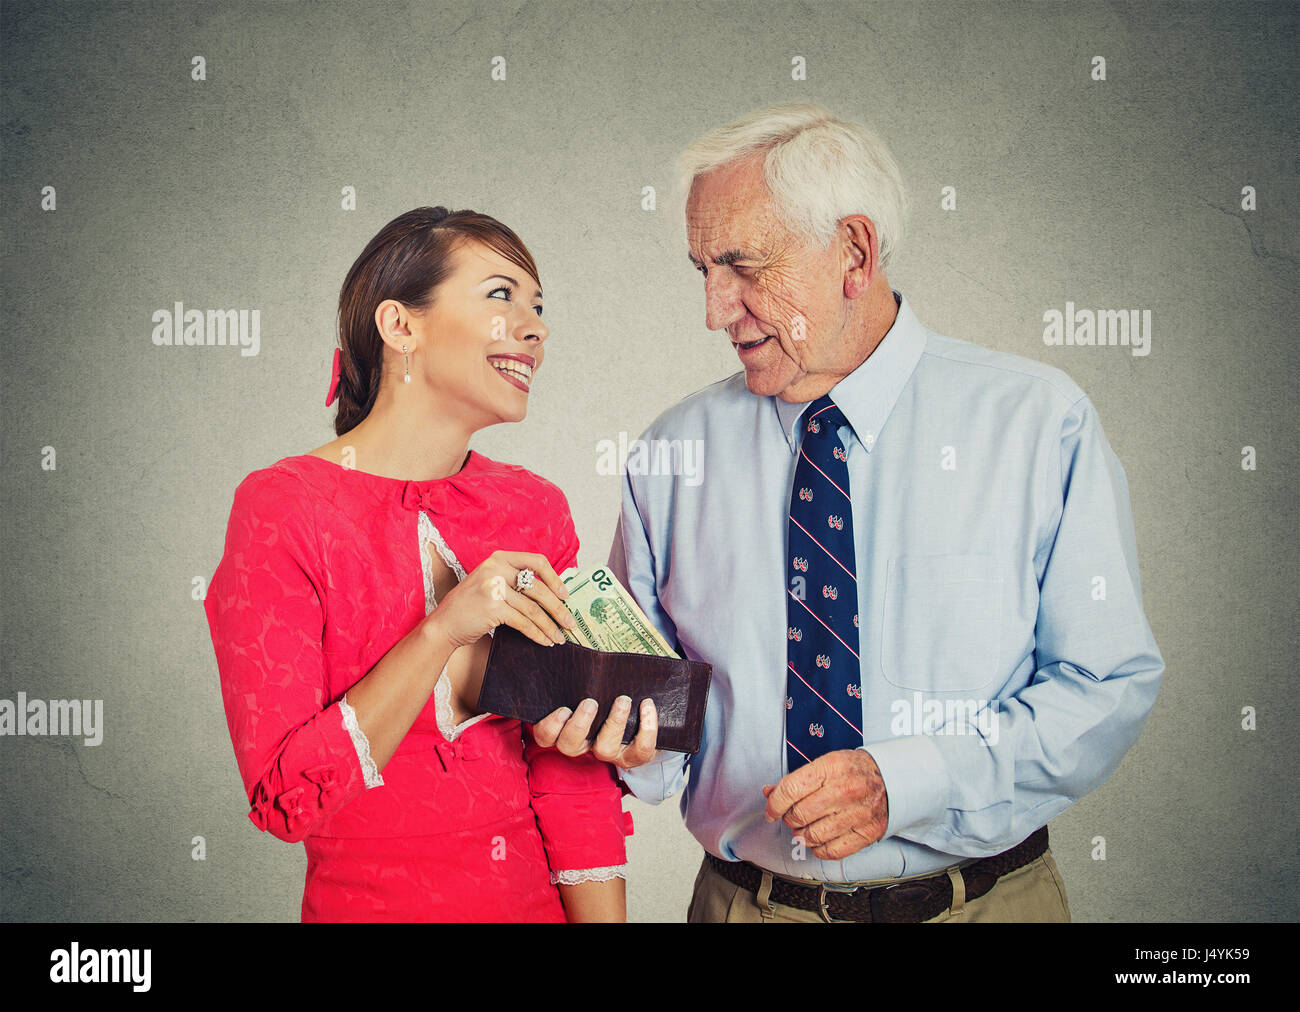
203,206,657,921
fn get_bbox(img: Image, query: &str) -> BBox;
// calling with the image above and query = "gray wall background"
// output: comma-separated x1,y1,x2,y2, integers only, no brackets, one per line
2,0,1296,922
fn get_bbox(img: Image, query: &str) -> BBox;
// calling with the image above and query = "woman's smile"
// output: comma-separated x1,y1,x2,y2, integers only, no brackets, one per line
487,352,535,392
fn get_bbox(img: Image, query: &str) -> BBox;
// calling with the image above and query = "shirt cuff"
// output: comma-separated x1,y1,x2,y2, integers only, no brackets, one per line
339,694,384,789
616,749,688,803
860,735,949,839
550,864,628,885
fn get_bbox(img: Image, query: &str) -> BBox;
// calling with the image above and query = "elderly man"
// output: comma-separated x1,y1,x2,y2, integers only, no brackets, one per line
607,103,1163,922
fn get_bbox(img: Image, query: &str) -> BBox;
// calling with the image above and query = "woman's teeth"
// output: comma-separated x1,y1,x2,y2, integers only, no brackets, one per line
490,359,533,388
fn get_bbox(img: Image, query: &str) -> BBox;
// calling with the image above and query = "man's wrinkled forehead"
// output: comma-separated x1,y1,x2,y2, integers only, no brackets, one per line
685,174,785,266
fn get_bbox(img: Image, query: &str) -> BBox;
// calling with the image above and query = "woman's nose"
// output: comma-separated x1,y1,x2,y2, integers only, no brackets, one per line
515,309,548,343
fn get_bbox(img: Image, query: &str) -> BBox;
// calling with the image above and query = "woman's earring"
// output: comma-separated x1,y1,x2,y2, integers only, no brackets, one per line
403,344,410,383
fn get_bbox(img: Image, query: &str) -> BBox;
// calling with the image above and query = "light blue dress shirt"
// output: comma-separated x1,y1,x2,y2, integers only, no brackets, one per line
607,290,1163,883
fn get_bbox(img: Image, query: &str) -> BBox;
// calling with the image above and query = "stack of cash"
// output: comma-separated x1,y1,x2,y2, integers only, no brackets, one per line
559,564,678,658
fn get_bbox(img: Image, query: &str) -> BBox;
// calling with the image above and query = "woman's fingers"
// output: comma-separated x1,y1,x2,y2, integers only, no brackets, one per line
494,551,567,597
503,586,568,644
518,582,577,639
490,551,576,640
496,597,562,647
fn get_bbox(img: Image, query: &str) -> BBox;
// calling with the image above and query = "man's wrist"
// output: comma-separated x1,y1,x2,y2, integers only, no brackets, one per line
859,736,949,840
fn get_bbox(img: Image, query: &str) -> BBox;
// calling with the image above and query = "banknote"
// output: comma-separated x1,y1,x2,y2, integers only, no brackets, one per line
559,564,679,658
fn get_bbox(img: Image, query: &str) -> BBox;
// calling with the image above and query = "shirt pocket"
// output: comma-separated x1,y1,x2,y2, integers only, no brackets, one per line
880,554,1002,692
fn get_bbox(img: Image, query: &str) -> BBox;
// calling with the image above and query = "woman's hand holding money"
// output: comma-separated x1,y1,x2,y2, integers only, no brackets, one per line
426,550,659,766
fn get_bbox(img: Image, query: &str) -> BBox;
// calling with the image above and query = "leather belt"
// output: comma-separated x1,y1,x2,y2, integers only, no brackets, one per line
706,825,1048,922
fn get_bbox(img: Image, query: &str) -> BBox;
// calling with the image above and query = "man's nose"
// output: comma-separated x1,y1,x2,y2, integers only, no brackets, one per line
704,272,744,332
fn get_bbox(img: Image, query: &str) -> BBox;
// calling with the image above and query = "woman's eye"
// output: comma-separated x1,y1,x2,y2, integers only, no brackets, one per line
489,286,511,301
533,305,543,318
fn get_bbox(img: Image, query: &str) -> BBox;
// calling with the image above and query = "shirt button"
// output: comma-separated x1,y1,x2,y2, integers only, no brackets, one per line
864,432,876,447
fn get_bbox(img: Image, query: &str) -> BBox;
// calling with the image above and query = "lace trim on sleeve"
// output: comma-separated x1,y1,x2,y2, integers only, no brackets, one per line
550,864,628,886
339,694,384,789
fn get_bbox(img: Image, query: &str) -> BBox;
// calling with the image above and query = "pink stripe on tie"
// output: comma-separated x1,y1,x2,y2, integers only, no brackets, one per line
786,738,814,766
798,447,850,501
788,515,856,580
788,662,862,735
788,590,860,660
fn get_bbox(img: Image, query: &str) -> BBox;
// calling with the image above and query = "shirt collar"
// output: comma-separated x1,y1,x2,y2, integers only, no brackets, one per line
773,289,927,455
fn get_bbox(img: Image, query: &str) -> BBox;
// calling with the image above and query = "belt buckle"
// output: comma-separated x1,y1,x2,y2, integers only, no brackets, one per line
816,883,858,923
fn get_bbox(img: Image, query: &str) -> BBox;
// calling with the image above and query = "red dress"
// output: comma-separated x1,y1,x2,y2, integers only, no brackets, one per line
203,450,631,922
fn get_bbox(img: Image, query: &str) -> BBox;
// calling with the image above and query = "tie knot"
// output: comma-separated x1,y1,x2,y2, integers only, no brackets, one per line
801,395,849,440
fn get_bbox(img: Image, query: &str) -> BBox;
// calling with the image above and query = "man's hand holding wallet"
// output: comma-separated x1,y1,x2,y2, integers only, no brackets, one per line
477,564,712,763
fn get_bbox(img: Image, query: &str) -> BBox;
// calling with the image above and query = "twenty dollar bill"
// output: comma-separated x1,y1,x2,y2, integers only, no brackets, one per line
559,564,679,658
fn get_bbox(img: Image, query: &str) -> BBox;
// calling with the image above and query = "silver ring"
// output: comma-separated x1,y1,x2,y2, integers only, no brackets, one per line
515,568,535,592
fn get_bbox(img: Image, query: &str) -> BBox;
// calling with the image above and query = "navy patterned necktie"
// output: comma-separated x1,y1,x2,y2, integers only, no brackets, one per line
785,394,863,771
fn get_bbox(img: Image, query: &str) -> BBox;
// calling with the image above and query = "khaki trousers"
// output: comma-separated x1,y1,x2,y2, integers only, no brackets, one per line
686,849,1071,923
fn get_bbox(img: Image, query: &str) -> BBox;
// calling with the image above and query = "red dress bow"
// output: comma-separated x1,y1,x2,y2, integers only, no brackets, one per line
399,478,489,515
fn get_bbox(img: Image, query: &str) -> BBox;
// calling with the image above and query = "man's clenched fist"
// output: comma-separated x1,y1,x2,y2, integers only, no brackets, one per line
762,748,889,860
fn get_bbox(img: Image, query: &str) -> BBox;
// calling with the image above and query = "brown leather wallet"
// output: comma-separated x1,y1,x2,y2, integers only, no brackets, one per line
476,625,713,753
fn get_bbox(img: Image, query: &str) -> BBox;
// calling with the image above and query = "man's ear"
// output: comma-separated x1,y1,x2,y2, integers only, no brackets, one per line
840,216,878,299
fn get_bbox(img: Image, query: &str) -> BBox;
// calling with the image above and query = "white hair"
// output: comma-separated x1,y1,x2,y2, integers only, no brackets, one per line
676,103,909,270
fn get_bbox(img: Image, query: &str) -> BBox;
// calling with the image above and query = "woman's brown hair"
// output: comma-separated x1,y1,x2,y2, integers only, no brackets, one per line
332,206,540,436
